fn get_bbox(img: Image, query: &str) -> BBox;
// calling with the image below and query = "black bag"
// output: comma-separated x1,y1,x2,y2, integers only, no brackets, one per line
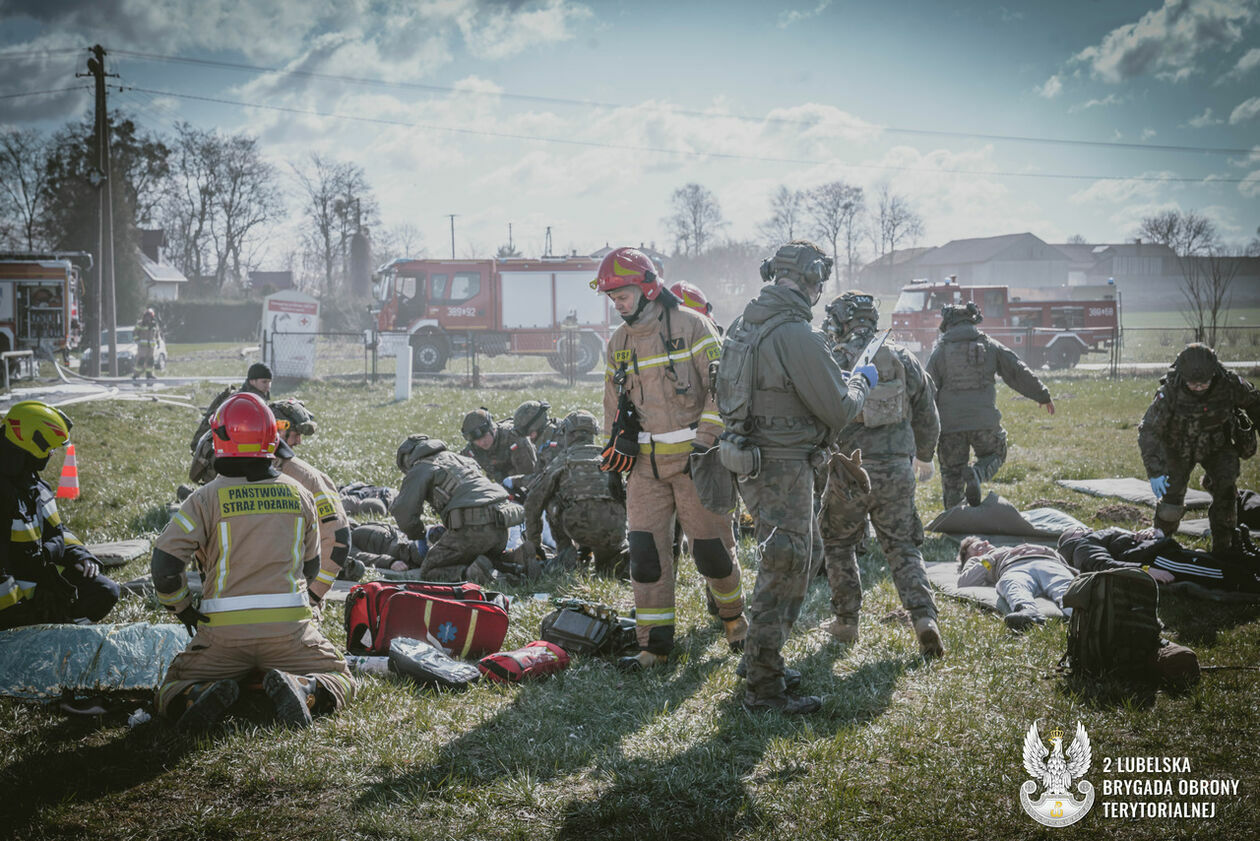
1060,568,1163,681
388,637,481,689
540,598,636,656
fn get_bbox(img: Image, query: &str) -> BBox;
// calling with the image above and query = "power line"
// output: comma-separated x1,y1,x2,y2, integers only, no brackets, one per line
0,85,89,100
124,85,1250,184
109,47,1254,157
0,48,82,61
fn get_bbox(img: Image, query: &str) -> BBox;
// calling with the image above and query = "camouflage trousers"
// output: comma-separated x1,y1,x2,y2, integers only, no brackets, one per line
420,522,509,585
819,457,935,624
738,455,822,702
551,498,628,575
938,427,1007,509
626,451,744,655
1155,448,1241,553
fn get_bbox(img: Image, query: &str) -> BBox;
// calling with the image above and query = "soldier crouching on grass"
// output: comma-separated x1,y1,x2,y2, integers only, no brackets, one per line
1139,342,1260,561
153,394,356,731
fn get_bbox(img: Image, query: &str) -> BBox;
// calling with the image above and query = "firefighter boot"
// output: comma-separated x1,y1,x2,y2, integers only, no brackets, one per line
914,617,946,660
734,657,802,691
723,614,749,652
175,679,240,733
618,650,669,672
263,669,315,728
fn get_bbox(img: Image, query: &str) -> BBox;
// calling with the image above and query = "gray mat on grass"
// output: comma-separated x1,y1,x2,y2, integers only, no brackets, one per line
925,561,1066,619
1056,478,1212,509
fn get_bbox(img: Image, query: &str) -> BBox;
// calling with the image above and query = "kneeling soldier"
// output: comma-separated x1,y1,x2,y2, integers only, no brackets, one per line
153,393,356,731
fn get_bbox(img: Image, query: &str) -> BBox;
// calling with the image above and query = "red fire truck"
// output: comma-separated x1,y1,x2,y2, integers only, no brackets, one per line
0,253,88,362
371,256,611,373
889,280,1118,369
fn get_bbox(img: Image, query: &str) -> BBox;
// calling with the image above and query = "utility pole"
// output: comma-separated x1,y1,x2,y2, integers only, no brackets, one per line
80,45,118,376
544,226,553,257
447,214,458,259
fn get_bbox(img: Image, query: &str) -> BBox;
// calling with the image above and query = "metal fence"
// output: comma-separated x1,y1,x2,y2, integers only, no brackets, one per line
1112,326,1260,366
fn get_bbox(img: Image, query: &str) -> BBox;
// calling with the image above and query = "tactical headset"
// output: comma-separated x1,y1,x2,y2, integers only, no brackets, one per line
760,242,833,287
940,301,983,329
826,292,879,331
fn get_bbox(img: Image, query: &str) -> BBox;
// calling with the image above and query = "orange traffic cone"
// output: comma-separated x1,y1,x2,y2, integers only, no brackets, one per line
56,443,80,500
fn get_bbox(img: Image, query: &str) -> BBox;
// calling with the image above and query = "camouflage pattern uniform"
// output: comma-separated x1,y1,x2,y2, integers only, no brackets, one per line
391,435,529,584
525,411,628,575
821,316,940,633
459,409,535,484
1138,343,1260,555
727,276,868,708
926,311,1051,508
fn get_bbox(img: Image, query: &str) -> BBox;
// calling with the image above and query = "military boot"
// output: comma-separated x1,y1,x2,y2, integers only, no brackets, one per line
734,657,802,691
1003,607,1046,633
337,558,367,582
464,555,496,586
964,467,982,507
914,617,945,659
743,692,822,715
823,617,859,643
617,650,669,672
262,669,315,728
723,614,749,652
175,679,239,732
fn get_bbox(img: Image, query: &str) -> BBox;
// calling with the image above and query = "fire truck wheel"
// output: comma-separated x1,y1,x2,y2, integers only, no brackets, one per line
411,331,450,373
1048,343,1081,370
548,332,602,375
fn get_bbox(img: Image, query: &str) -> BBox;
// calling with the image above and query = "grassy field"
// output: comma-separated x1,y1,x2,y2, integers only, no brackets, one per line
3,361,1260,841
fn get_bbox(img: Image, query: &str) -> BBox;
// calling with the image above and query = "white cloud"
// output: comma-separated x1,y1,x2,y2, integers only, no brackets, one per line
1141,127,1157,140
778,1,832,28
1229,96,1260,123
1068,93,1124,112
1069,172,1179,205
1241,171,1260,198
1037,74,1063,98
1217,46,1260,83
455,0,593,61
1184,107,1223,127
1071,0,1254,83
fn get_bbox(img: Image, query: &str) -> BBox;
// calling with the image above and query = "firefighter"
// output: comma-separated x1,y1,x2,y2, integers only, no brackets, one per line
133,307,160,381
1,401,119,629
269,398,358,591
459,408,535,484
671,281,716,326
594,246,746,669
153,393,355,731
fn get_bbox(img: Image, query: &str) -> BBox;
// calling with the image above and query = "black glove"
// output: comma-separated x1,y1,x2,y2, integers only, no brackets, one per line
175,604,210,636
31,567,77,623
600,434,639,473
684,442,707,476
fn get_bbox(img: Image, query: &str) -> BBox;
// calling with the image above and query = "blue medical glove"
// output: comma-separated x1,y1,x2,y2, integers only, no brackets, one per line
1150,475,1169,499
854,364,879,389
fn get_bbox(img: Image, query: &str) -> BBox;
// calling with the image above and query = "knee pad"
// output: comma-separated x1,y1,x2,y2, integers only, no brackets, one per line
692,537,733,578
1155,501,1186,523
628,531,661,583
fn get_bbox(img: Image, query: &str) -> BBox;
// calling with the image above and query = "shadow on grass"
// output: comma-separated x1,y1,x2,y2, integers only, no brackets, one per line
129,502,174,534
1157,590,1260,646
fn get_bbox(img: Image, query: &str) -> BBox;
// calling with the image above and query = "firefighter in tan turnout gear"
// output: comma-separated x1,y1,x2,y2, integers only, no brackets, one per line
594,246,746,670
152,393,356,731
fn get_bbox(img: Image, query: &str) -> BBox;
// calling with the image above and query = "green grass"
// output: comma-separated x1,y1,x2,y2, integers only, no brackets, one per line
4,362,1260,840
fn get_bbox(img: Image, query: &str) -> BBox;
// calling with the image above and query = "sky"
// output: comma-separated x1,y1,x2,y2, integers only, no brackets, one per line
1,0,1258,266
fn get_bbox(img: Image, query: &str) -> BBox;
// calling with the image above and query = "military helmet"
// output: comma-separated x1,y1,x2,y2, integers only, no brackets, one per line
826,290,879,337
940,302,983,331
562,410,599,446
269,398,317,436
396,434,447,471
760,240,832,288
461,408,494,442
512,400,551,438
1173,343,1219,383
3,400,72,459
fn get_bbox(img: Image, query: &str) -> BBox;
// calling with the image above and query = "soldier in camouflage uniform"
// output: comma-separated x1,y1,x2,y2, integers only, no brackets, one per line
819,291,943,655
1139,343,1260,558
459,408,535,485
525,410,628,576
720,241,872,714
926,303,1055,509
513,400,563,478
391,434,534,584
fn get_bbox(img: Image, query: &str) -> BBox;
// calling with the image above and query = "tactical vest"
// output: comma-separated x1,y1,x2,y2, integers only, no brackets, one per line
846,344,908,429
939,336,991,391
715,311,800,436
430,451,487,515
559,444,616,503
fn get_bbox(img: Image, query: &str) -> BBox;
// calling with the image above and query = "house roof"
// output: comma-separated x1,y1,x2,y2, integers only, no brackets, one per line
138,249,187,284
861,246,933,271
914,232,1051,266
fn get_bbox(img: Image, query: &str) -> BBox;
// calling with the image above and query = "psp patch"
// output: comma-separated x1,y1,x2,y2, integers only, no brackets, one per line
613,349,633,363
706,345,721,360
217,483,302,517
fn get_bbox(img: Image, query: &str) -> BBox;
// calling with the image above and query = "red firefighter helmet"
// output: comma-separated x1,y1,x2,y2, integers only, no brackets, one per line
590,247,663,299
211,392,279,458
670,281,712,318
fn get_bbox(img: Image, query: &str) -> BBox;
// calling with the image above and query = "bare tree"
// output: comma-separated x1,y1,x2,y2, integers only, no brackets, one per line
867,182,924,259
665,183,725,257
0,129,52,250
1137,209,1229,344
375,222,425,265
758,185,806,248
1244,225,1259,257
1066,233,1087,244
806,181,864,284
211,134,283,289
292,153,377,296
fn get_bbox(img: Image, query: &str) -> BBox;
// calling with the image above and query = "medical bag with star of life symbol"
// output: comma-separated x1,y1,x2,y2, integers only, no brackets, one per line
344,580,510,658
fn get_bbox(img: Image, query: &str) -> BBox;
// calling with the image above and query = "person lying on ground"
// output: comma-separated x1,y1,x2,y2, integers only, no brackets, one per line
1057,525,1260,593
956,537,1075,631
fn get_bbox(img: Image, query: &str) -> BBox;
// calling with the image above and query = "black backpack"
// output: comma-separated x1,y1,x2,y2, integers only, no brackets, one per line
540,598,637,657
1060,568,1162,681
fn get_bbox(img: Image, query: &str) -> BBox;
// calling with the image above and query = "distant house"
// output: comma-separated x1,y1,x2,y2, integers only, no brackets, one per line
137,229,188,301
249,270,295,292
913,233,1068,287
855,246,933,294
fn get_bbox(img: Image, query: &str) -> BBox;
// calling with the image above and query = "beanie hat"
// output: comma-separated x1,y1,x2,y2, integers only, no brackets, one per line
247,363,273,380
